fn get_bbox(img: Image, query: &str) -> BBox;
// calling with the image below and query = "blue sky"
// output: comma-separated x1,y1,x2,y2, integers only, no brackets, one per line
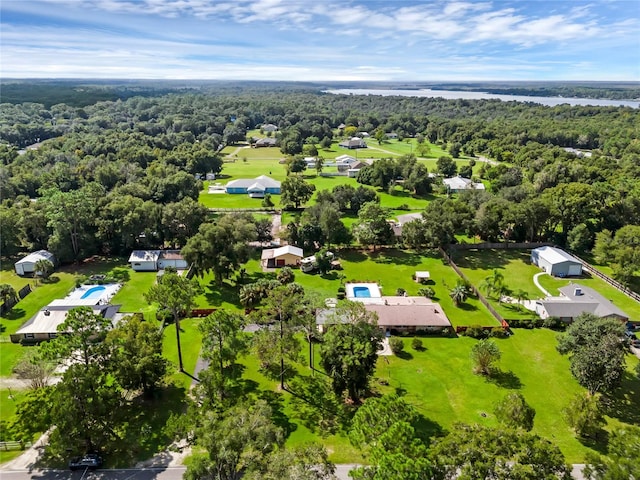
1,0,639,81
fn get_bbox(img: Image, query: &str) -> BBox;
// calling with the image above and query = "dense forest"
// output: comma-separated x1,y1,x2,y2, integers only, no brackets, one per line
1,82,639,283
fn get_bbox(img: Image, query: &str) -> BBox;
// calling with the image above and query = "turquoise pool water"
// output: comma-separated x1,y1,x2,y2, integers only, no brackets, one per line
353,286,371,298
81,286,106,299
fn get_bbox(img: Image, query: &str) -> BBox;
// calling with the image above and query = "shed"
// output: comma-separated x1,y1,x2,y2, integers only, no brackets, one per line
128,251,160,271
14,250,56,276
157,251,188,270
261,245,303,269
531,246,583,277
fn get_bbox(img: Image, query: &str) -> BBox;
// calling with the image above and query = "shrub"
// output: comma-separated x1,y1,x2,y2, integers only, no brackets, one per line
389,337,404,354
337,292,345,300
411,338,423,350
396,287,406,296
543,316,566,330
418,287,435,298
397,204,410,211
337,286,346,294
489,327,508,338
464,325,487,339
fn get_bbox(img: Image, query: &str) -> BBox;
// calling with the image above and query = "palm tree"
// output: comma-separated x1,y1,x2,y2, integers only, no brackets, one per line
513,289,530,310
0,284,18,306
450,285,468,306
34,259,54,280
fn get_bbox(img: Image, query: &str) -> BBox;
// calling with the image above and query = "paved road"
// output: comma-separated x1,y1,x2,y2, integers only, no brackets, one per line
0,464,586,479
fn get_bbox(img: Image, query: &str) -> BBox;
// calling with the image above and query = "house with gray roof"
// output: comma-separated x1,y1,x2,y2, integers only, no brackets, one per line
11,303,122,344
535,284,629,323
442,176,485,193
339,137,367,149
254,137,277,148
225,175,281,197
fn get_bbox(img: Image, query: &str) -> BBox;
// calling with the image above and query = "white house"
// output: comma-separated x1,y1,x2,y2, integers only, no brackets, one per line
442,176,485,193
339,137,367,149
531,246,582,277
129,250,189,271
14,250,56,276
260,245,304,269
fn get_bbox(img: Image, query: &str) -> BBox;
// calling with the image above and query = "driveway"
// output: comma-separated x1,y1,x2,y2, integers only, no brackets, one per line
533,272,551,297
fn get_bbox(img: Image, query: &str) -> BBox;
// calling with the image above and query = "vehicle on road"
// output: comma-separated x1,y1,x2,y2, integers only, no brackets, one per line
69,453,103,471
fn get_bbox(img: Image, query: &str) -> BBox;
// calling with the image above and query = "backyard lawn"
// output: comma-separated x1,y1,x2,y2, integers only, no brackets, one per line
192,248,498,327
229,328,640,464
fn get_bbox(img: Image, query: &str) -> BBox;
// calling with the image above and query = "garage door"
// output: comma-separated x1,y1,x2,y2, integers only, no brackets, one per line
568,264,583,276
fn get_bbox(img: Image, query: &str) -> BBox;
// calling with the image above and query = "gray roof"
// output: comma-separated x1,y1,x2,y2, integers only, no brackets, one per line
16,304,122,335
540,299,600,318
226,175,281,190
533,246,581,266
559,284,629,319
129,250,160,262
15,250,55,265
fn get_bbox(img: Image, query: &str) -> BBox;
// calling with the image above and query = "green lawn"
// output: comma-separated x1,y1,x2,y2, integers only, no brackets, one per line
452,249,546,321
162,318,203,389
110,271,158,318
0,389,29,464
226,328,640,464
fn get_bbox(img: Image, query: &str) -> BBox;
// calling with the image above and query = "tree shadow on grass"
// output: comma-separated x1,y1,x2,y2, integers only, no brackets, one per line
487,369,522,389
1,307,26,321
395,351,413,360
575,429,609,455
257,389,297,438
41,276,60,284
450,249,513,271
456,302,479,312
369,249,423,267
414,414,444,446
601,371,640,426
340,249,368,263
203,281,240,307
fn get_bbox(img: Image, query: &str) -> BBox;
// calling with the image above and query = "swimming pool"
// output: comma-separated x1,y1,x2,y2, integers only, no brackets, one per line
345,283,383,304
353,286,372,298
65,283,121,303
81,286,106,299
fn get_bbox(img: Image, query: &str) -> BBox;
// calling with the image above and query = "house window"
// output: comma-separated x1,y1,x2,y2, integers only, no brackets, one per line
48,333,57,339
24,333,35,339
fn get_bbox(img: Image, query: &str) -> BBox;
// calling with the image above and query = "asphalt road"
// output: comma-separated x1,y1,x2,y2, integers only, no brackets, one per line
0,464,588,479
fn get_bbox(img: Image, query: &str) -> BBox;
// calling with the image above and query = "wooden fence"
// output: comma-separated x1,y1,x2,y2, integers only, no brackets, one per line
570,253,640,304
0,284,32,316
0,440,32,451
439,247,510,330
448,241,552,251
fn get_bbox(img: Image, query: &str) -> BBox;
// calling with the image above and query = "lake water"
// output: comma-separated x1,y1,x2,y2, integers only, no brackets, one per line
324,88,640,108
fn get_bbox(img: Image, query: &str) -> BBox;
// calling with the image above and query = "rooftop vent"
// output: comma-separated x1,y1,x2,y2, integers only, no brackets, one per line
574,288,583,296
43,309,50,316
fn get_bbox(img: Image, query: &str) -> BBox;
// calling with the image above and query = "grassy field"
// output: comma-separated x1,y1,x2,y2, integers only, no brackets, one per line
452,249,546,320
0,389,28,464
200,138,479,211
229,328,640,464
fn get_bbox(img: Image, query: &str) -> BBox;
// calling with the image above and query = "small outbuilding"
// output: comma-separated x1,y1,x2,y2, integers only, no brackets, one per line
531,246,583,277
129,250,188,271
261,245,304,269
14,250,56,276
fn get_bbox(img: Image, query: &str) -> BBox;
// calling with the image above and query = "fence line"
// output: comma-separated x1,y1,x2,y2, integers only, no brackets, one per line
439,247,509,329
448,241,552,251
208,208,279,213
0,440,32,451
570,253,640,304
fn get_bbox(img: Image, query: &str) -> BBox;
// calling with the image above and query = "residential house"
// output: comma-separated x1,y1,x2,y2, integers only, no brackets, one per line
260,245,304,269
531,246,583,277
225,175,281,197
317,296,452,334
442,176,485,193
339,137,367,149
536,284,629,323
385,132,398,139
261,123,279,132
14,250,56,276
128,250,189,271
347,161,367,178
11,303,122,344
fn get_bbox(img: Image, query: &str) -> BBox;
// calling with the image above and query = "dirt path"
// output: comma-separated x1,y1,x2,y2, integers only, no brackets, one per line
224,145,250,158
271,213,282,242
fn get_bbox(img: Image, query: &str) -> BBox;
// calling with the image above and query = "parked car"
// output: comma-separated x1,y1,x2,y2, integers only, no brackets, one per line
69,453,103,471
